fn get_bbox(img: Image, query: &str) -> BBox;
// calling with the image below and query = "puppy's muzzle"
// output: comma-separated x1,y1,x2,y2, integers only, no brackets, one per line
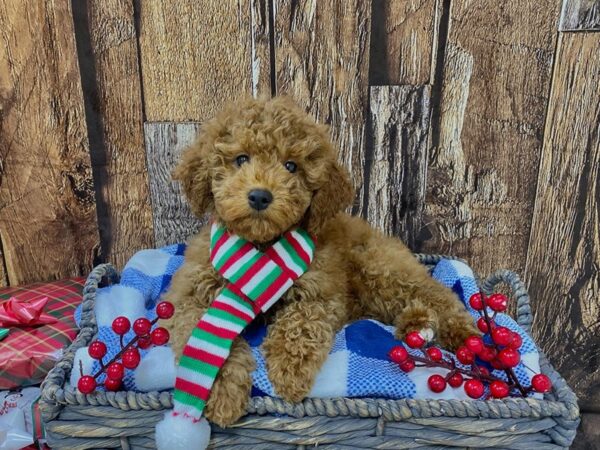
248,189,273,211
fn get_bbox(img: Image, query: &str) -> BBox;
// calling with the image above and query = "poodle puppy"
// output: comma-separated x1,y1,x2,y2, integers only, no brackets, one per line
162,95,478,427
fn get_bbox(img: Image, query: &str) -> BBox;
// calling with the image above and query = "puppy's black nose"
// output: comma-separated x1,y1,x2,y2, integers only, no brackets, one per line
248,189,273,211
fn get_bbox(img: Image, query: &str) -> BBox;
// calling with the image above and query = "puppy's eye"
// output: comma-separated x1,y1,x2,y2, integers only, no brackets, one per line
235,154,250,167
284,161,297,173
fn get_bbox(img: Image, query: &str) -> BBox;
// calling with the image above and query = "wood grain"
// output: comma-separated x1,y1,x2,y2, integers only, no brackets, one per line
75,0,154,269
560,0,600,31
144,122,204,247
138,0,270,122
366,85,431,247
421,0,561,276
369,0,440,85
272,0,371,215
525,32,600,411
0,0,99,284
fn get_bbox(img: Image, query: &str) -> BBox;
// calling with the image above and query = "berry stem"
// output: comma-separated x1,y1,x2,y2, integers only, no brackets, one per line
409,353,515,386
91,316,159,379
480,302,527,396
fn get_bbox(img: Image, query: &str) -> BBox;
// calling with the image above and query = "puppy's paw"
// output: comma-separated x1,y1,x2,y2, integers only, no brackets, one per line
395,303,439,342
204,378,249,427
204,340,254,427
419,327,435,343
268,356,316,403
438,310,480,351
264,329,330,403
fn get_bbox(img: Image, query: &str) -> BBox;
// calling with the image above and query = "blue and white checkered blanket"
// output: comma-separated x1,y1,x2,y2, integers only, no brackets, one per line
72,244,541,400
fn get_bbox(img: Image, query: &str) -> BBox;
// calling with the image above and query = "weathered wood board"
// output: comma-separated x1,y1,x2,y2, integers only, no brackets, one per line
421,0,561,276
144,122,203,247
366,85,431,248
73,0,154,269
525,32,600,411
272,0,372,216
0,0,99,284
369,0,440,85
560,0,600,31
138,0,270,122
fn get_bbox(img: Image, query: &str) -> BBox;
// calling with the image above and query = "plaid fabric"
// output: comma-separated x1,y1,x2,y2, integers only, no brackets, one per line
0,278,83,389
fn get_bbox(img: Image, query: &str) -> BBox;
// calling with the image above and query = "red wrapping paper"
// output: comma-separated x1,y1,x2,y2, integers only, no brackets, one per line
0,278,83,389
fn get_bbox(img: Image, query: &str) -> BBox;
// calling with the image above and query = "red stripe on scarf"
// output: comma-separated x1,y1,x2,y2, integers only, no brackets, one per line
265,247,298,280
197,320,238,340
210,231,230,261
253,272,292,311
211,300,254,323
233,255,270,291
175,378,211,401
217,242,254,275
285,232,311,266
182,345,226,367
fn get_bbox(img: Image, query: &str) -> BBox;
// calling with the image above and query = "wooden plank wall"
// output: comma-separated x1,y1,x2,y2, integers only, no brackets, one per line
0,0,99,285
0,0,598,444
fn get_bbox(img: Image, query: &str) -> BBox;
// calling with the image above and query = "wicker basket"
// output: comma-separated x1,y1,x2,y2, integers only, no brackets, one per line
39,255,580,449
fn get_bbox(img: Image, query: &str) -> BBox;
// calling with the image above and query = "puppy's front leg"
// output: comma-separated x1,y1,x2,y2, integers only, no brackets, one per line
263,299,335,402
263,246,349,402
204,337,255,427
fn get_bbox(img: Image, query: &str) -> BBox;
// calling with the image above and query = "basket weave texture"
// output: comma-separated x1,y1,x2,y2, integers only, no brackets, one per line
39,255,580,449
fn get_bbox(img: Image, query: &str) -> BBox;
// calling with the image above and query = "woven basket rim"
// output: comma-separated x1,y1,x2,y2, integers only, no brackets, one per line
39,255,580,424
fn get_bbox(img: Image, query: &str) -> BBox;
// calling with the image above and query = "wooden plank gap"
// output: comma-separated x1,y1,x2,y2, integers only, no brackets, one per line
71,0,155,269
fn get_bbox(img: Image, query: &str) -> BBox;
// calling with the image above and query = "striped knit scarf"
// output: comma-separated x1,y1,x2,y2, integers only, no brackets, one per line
172,222,315,423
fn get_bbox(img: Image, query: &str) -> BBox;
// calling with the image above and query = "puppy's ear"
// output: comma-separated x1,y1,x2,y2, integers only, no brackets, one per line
306,160,355,234
172,138,213,217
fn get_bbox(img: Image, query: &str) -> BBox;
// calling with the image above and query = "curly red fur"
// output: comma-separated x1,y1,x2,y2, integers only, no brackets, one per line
163,95,477,426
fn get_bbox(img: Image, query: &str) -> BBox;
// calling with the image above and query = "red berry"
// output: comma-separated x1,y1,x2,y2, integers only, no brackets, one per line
88,340,107,360
405,331,426,349
137,335,152,349
106,362,125,380
498,348,520,368
531,374,552,393
156,301,175,319
426,347,443,362
490,358,504,370
487,294,508,312
428,374,447,393
122,348,141,369
469,293,484,310
490,380,510,398
112,316,131,335
448,372,464,388
151,327,170,346
478,366,490,376
78,375,97,394
133,318,152,336
389,346,409,363
464,379,485,399
491,327,513,346
479,346,498,362
399,359,415,372
104,378,122,391
477,317,489,333
465,335,484,354
456,346,475,365
508,333,523,349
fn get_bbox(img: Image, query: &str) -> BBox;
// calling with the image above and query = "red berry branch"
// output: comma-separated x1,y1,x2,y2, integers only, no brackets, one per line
389,292,552,399
77,301,175,394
